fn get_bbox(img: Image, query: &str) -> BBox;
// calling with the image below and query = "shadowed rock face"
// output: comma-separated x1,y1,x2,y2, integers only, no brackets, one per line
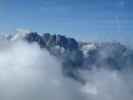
25,32,46,48
24,32,133,83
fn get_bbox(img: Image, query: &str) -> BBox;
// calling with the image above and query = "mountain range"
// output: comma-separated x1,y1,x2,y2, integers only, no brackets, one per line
22,32,133,83
2,32,133,84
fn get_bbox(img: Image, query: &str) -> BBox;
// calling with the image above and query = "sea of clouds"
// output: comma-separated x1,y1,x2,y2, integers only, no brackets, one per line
0,37,132,100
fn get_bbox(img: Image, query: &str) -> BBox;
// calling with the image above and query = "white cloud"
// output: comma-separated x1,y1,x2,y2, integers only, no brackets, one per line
0,37,132,100
0,39,83,100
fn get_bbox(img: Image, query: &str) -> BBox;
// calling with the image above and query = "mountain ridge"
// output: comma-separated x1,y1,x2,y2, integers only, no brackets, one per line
0,32,133,83
23,32,133,83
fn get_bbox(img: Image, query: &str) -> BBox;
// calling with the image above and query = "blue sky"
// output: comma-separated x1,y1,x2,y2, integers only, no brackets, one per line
0,0,132,44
